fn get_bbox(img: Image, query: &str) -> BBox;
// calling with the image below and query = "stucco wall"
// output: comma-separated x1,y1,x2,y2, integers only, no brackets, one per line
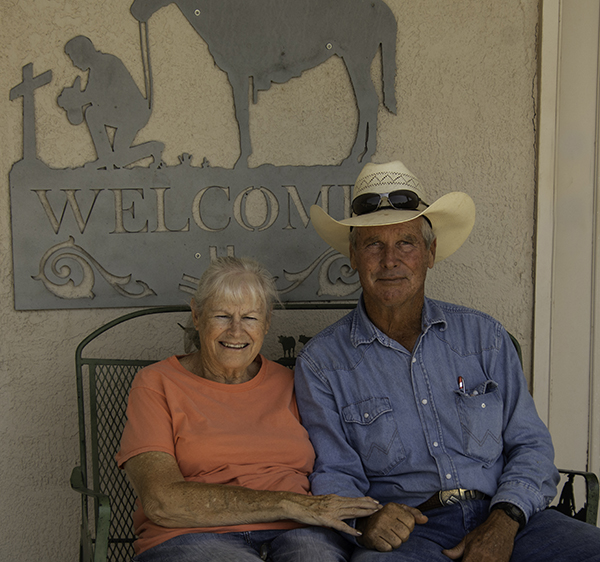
0,0,539,559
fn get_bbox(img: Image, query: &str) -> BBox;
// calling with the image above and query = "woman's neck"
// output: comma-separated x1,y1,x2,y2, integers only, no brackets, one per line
181,352,262,384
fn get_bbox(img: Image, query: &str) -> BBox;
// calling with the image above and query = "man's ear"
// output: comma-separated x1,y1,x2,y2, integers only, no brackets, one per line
349,243,357,270
428,239,437,268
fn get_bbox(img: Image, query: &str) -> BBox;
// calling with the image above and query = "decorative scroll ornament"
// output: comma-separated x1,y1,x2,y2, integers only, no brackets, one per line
33,237,156,299
280,248,360,297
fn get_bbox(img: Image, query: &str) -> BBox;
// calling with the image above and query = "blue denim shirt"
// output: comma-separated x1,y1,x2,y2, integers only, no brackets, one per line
294,297,559,523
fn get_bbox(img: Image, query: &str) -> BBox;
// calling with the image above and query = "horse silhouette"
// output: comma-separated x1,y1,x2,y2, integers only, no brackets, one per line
130,0,397,167
278,335,296,358
298,334,311,346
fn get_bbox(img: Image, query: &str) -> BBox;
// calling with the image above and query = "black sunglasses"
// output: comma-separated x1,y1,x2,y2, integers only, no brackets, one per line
352,189,426,216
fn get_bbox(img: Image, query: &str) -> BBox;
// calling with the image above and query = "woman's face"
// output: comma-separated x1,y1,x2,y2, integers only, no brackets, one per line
193,289,270,377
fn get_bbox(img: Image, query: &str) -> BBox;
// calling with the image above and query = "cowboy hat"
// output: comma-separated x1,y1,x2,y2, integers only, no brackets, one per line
310,161,475,262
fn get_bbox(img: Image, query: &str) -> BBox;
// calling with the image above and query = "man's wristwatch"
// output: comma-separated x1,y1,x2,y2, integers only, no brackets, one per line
491,502,526,532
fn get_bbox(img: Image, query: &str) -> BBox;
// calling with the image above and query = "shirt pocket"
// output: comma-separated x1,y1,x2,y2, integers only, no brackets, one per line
454,380,503,466
341,397,406,476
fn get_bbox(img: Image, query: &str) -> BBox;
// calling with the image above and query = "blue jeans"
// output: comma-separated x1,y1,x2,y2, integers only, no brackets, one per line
134,527,352,562
351,500,600,562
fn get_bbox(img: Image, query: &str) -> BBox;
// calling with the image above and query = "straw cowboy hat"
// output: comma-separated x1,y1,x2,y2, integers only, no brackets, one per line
310,161,476,262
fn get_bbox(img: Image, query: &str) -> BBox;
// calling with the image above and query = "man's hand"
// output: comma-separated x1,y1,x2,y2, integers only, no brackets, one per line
356,502,428,551
443,508,520,562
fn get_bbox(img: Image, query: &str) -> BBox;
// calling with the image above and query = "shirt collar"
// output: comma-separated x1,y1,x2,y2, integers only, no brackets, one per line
350,295,448,348
421,297,448,332
350,296,380,347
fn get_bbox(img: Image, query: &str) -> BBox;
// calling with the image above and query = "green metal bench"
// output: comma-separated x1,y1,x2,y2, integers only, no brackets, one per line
72,305,191,562
71,305,599,562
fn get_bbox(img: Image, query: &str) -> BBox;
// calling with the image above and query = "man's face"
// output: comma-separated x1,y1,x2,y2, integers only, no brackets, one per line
350,219,436,312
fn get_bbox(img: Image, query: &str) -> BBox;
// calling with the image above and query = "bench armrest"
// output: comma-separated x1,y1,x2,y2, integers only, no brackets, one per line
557,468,599,525
70,466,111,562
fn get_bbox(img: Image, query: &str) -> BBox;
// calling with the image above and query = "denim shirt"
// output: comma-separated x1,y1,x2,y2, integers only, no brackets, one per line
294,297,559,523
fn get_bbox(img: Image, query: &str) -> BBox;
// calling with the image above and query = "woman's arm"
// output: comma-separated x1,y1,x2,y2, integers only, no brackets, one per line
124,451,381,536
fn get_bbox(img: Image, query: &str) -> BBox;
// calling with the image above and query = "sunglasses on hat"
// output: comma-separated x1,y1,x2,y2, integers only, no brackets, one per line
352,189,427,216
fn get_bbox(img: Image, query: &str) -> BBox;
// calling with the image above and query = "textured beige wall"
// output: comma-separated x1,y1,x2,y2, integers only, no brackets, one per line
0,0,539,559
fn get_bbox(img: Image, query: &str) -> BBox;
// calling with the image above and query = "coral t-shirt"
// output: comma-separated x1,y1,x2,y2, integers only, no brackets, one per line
116,354,315,555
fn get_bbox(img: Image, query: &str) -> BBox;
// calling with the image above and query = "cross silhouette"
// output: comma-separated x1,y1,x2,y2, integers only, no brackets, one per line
10,63,52,162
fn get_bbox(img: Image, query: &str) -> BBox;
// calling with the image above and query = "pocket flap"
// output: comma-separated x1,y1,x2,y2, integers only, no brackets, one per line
342,397,392,426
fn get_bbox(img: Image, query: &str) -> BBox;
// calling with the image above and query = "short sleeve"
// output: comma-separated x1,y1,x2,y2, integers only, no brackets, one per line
115,371,176,469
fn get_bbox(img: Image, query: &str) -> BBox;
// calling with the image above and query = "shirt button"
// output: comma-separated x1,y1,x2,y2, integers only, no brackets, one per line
421,399,428,405
412,357,417,363
481,403,486,409
446,473,452,480
364,413,370,418
433,442,439,447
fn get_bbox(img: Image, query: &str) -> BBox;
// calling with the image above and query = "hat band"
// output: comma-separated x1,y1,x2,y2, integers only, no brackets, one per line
352,189,428,216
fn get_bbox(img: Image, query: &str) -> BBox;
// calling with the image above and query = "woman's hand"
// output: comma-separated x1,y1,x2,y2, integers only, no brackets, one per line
281,494,382,536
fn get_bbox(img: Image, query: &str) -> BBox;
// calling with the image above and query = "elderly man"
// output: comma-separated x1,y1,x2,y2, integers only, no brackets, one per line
294,160,600,562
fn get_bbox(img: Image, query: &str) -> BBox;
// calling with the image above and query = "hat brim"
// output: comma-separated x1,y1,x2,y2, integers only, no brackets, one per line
310,192,475,262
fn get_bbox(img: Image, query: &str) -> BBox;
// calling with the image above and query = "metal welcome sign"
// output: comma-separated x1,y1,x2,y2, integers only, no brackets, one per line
9,0,397,310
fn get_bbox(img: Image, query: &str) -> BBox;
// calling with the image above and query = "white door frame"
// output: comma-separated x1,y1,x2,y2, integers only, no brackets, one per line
534,0,600,475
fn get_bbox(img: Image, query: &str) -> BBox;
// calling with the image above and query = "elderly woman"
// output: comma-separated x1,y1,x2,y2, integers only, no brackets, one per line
116,257,380,562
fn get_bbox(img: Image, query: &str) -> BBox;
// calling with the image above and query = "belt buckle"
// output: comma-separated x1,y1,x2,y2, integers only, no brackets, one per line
439,489,467,506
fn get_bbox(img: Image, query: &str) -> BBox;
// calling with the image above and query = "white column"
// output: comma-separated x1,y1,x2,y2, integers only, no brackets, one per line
534,0,600,475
